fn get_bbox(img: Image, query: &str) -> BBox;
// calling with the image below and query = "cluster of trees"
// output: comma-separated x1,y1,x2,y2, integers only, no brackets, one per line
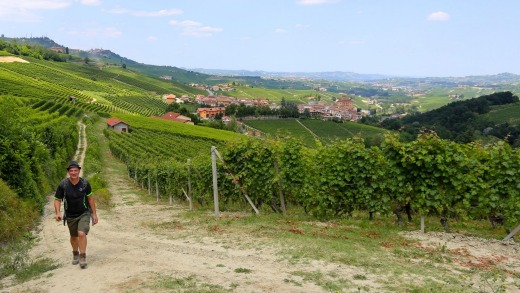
164,102,200,125
0,40,67,62
224,97,299,118
379,92,520,144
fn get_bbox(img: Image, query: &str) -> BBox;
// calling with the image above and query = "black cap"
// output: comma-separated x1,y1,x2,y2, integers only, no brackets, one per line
66,161,81,170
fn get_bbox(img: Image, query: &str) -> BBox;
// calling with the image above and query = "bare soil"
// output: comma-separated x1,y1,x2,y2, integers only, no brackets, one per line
0,57,29,63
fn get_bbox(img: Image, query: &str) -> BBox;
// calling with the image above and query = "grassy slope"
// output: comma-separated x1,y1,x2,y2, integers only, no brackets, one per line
112,113,239,142
244,119,387,147
300,119,387,142
0,55,204,116
221,87,360,106
411,96,452,112
485,102,520,126
244,119,317,147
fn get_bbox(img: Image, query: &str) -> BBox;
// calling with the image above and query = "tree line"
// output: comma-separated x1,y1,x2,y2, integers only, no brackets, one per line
379,91,520,144
0,39,68,62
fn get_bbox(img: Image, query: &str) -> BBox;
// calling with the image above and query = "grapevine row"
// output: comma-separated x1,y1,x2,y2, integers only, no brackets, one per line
106,126,520,231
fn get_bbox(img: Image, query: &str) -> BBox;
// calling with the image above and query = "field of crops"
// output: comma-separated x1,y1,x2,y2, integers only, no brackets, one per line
244,119,317,147
221,86,350,105
244,119,386,147
486,102,520,125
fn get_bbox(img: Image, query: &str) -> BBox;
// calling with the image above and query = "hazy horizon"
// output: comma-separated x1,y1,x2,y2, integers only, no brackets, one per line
1,0,519,77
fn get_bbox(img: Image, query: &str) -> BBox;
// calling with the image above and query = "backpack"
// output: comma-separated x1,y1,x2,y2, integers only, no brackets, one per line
60,178,91,225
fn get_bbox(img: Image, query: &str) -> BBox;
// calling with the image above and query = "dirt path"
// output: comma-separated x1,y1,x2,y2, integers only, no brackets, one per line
0,57,29,63
74,121,87,177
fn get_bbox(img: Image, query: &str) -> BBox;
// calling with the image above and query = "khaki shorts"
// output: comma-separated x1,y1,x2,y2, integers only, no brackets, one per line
66,212,91,237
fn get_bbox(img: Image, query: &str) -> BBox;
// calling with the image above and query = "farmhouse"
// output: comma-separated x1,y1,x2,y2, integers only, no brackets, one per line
197,107,226,119
163,94,176,104
106,117,129,133
50,46,64,53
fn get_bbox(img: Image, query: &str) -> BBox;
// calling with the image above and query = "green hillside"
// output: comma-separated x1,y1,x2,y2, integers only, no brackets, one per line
244,119,387,147
0,55,205,116
485,102,520,126
244,119,318,147
384,92,520,144
112,113,238,142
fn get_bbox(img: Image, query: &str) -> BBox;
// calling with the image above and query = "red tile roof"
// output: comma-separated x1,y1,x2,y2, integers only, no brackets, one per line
106,117,127,127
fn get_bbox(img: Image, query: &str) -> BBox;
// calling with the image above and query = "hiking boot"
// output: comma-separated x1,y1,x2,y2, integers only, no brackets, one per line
72,251,79,265
79,253,87,269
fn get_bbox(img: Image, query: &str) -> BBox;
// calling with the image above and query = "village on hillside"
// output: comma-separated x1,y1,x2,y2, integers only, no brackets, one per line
160,92,366,123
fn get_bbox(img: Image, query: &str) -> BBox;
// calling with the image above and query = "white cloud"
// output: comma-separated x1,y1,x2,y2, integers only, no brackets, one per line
18,0,71,10
103,27,122,37
147,36,158,41
169,19,223,37
274,28,289,34
103,7,182,17
295,23,310,29
102,8,128,14
133,9,182,17
78,0,100,6
296,0,339,5
427,11,450,21
0,0,71,22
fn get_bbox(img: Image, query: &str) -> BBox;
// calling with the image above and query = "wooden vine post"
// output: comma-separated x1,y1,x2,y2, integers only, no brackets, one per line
503,222,520,241
187,159,193,211
155,174,159,202
211,146,220,217
273,160,287,217
147,171,151,195
213,147,259,215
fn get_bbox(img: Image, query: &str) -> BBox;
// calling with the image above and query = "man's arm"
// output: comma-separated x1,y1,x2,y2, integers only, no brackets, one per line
87,196,98,225
54,199,62,222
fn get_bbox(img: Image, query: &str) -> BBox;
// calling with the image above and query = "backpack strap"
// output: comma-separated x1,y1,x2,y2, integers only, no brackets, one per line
60,178,89,226
60,179,69,226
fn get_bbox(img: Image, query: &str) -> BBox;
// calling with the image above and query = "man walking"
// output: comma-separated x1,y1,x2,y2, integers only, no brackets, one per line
54,161,98,269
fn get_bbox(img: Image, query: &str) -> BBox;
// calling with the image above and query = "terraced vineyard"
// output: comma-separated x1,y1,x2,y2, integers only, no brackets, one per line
0,56,200,116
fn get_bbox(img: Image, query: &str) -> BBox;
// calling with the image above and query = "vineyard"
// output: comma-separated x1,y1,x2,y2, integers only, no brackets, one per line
2,47,520,236
0,97,78,206
244,119,387,147
104,113,520,233
0,56,198,117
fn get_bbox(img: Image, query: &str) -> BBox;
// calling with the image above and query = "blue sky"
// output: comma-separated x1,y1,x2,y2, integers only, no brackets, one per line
0,0,518,77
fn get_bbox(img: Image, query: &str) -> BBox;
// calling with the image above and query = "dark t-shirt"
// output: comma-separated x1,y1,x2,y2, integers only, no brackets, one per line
54,178,92,218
